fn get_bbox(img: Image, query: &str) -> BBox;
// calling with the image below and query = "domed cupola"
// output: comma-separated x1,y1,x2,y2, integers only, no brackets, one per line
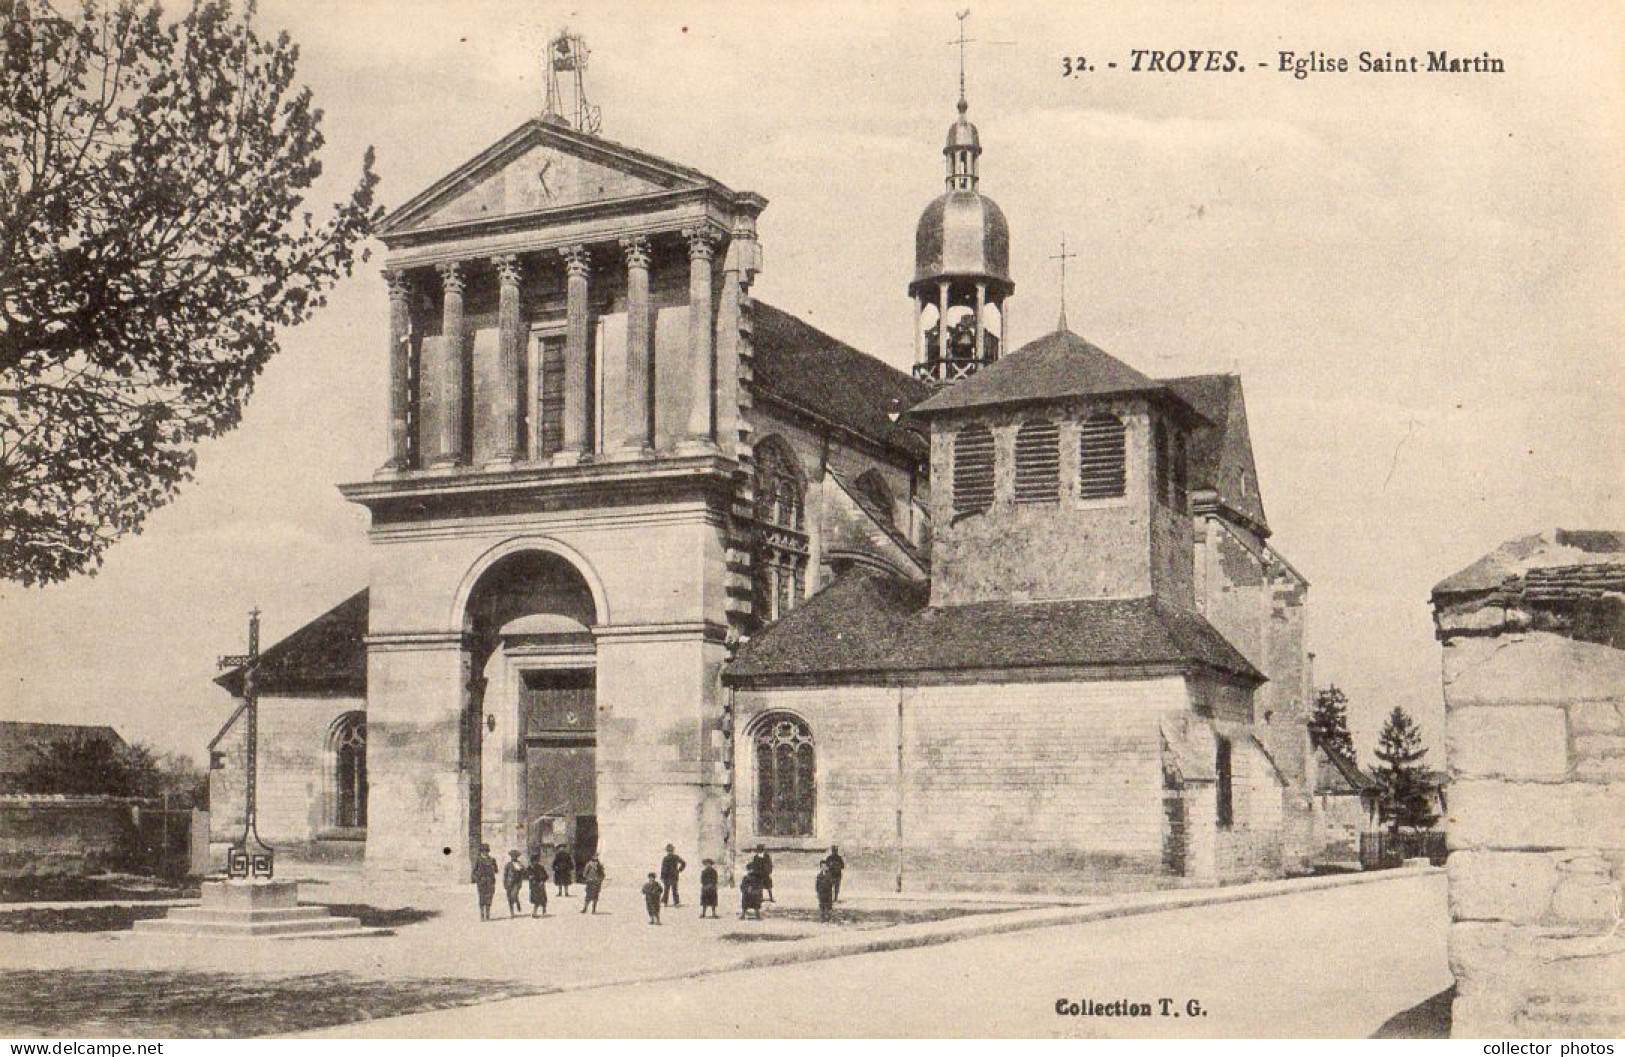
910,93,1014,387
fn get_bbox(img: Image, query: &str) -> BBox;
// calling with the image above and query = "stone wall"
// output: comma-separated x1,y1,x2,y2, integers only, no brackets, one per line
1433,531,1625,1037
733,674,1284,891
928,399,1177,608
1194,514,1314,873
208,694,366,863
0,796,140,875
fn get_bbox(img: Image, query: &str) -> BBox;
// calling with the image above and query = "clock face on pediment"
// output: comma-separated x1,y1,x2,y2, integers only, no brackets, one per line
402,139,690,233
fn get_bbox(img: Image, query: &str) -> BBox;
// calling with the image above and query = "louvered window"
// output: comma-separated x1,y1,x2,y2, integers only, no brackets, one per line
1013,419,1060,503
952,425,996,513
1078,412,1127,499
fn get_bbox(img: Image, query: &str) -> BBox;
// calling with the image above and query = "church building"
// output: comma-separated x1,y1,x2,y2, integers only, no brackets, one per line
208,34,1314,889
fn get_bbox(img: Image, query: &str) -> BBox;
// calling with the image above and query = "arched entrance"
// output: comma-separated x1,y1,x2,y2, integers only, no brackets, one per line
461,548,599,867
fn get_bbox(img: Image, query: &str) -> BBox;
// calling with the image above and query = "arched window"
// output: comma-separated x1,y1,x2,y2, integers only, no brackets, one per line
952,424,995,513
751,437,809,626
755,439,804,531
1079,412,1127,499
330,712,367,829
1013,419,1060,503
754,714,815,837
853,469,895,527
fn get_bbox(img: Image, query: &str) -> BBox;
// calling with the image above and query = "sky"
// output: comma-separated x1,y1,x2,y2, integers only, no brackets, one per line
1,0,1621,766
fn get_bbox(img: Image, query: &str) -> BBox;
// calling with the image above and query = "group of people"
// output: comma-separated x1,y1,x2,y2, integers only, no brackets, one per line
470,843,606,921
472,840,848,926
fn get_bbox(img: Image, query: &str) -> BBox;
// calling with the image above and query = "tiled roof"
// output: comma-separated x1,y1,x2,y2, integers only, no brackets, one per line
750,303,931,460
726,569,1263,685
908,328,1204,424
1163,374,1270,534
215,591,369,697
1312,737,1377,794
0,722,127,780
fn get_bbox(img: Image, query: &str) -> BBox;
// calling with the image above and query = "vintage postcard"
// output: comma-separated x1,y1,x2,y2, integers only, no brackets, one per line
1,0,1621,1042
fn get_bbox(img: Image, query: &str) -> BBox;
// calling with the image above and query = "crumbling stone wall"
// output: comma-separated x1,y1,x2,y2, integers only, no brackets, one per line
1433,530,1625,1037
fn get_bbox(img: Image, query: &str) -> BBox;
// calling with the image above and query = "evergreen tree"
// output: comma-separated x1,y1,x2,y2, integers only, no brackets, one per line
1372,707,1439,833
1309,684,1357,766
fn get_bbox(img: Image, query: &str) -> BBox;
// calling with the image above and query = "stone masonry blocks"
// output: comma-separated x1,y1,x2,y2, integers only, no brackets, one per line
1447,706,1569,781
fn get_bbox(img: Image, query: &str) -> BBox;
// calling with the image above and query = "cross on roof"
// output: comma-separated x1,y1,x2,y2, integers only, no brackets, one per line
951,10,974,105
1051,235,1078,331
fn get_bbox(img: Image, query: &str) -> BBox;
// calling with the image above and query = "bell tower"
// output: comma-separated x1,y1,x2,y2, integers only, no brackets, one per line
910,12,1014,386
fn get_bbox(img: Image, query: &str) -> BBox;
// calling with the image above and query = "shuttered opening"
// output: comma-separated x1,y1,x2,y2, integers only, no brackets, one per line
1079,412,1127,499
952,425,996,513
1013,419,1060,503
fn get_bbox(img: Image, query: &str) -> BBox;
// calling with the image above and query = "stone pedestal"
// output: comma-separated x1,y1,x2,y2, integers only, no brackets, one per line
1432,530,1625,1038
132,880,371,939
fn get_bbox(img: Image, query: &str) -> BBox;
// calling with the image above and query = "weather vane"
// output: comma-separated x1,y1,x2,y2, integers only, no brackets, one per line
953,9,973,106
1051,235,1078,330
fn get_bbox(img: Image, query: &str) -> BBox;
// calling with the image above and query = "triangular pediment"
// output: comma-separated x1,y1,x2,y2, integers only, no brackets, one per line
379,120,726,239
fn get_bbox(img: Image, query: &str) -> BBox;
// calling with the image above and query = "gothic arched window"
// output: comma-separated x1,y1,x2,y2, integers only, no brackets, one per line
1079,412,1127,499
752,437,809,626
1013,419,1060,503
330,712,367,829
952,424,996,513
754,714,815,837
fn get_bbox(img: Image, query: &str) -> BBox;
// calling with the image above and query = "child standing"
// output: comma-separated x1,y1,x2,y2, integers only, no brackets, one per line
471,843,498,921
502,850,525,918
552,844,575,898
527,852,549,917
698,858,719,918
641,872,664,925
739,867,764,920
815,862,837,923
579,853,605,914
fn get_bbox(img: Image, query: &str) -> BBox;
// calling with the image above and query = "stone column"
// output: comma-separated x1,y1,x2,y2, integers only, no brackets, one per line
913,296,925,374
937,281,950,365
558,245,593,462
618,235,654,455
489,255,524,466
975,281,987,360
431,261,467,467
1432,530,1625,1038
682,227,718,449
383,269,412,470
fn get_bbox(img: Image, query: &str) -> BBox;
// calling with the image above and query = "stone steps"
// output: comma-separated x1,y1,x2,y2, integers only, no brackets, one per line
131,908,367,939
128,879,376,940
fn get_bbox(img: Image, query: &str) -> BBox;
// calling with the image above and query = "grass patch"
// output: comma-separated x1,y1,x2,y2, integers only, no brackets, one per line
765,904,1005,927
0,905,170,933
0,874,199,903
0,970,549,1038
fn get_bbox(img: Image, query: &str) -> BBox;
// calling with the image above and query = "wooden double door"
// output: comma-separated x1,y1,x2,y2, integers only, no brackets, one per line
521,668,597,866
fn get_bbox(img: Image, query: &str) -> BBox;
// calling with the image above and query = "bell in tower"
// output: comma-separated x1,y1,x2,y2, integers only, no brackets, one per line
910,21,1013,387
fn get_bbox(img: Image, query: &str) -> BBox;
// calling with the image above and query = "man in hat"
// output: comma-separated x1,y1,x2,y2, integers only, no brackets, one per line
659,843,687,907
